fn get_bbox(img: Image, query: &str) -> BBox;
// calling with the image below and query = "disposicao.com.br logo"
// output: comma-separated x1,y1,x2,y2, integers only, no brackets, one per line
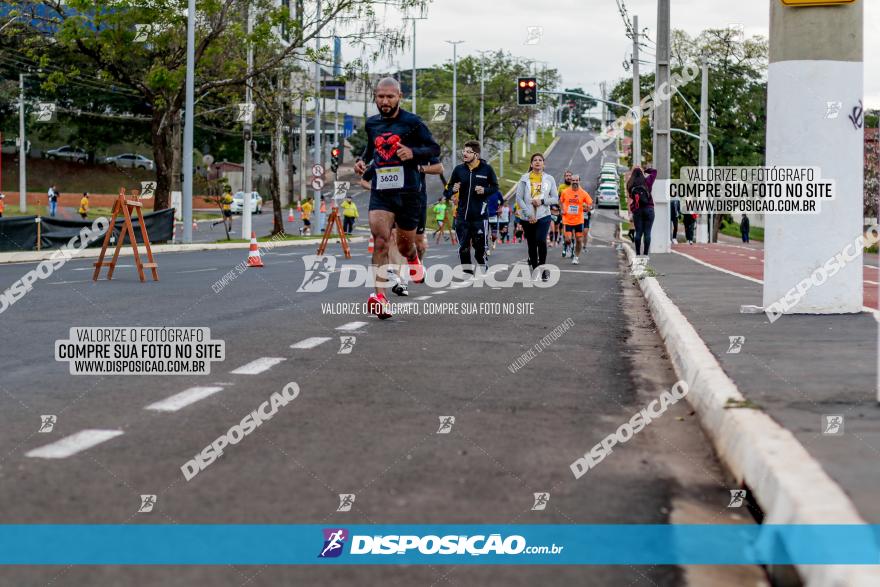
317,529,563,558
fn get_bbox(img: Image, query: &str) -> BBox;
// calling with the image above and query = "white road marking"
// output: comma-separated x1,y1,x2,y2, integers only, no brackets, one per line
175,268,218,274
432,290,448,295
73,265,134,271
414,296,432,301
559,270,618,275
26,430,123,459
426,255,448,259
145,386,225,412
291,337,332,349
336,321,368,332
230,357,286,375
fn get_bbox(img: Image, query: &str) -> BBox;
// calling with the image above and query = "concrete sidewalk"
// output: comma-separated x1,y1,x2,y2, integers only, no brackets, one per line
646,247,880,518
627,245,880,585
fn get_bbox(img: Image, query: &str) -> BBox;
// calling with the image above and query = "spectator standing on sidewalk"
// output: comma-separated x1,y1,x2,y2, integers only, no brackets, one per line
78,193,89,220
683,212,697,244
670,198,681,244
626,166,656,256
740,214,750,243
48,184,59,217
341,195,359,235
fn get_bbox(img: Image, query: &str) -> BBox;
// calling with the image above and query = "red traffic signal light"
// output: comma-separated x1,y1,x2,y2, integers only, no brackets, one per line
517,77,538,106
331,147,341,157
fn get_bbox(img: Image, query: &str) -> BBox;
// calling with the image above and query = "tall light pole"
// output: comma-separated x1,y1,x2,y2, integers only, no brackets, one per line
445,40,464,165
18,73,26,213
631,14,642,168
699,55,711,243
476,50,492,147
242,2,254,240
181,0,196,242
313,0,323,204
406,17,426,115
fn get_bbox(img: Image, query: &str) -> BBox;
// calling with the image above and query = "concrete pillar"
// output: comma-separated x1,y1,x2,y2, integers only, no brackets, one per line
763,1,864,314
649,0,671,254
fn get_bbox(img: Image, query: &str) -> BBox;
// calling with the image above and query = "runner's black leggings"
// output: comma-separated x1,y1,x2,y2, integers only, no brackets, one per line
521,216,552,270
633,207,655,255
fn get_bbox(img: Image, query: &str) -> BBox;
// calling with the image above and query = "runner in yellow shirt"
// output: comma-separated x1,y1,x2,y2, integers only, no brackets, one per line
78,193,89,220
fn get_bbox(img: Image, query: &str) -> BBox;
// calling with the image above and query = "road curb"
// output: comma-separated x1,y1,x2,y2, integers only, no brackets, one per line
622,243,880,587
0,237,366,265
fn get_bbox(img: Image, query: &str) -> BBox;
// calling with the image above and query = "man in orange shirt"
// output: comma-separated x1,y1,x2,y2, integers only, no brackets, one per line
559,174,592,265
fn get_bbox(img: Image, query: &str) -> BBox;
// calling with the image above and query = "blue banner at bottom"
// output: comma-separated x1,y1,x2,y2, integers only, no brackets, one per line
1,525,879,565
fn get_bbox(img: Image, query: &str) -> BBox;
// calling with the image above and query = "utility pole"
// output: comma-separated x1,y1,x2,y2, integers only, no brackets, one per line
334,87,339,150
477,50,491,147
446,40,464,166
313,0,322,203
763,1,864,319
698,55,710,243
631,14,641,168
600,82,607,129
181,0,196,242
18,73,26,213
242,2,254,240
650,0,671,254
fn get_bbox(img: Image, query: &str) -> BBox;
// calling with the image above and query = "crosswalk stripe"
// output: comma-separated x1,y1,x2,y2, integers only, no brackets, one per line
144,386,225,412
291,337,332,349
230,357,286,375
26,430,123,459
336,321,368,332
414,296,432,301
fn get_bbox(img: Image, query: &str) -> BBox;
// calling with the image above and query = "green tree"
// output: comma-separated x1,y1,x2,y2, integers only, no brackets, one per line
610,27,768,176
5,0,426,210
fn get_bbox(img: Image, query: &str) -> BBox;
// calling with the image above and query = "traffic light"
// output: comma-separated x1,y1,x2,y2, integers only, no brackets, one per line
331,146,341,172
517,77,537,106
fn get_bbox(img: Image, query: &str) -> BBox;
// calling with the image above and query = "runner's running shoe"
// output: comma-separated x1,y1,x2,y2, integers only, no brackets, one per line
408,256,426,284
391,282,409,297
368,292,393,320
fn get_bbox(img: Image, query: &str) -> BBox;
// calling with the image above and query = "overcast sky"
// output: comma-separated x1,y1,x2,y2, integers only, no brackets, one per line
366,0,879,110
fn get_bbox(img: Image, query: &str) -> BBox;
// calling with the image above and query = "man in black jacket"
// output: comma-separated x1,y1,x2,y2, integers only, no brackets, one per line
443,140,499,274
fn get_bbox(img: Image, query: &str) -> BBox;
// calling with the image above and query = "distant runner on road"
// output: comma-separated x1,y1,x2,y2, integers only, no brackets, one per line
559,175,592,265
355,77,441,319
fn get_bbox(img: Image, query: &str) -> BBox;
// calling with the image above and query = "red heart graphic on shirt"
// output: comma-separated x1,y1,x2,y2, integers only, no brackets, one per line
375,134,401,160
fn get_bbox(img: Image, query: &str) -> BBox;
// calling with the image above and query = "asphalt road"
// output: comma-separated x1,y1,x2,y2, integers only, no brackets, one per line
0,132,762,586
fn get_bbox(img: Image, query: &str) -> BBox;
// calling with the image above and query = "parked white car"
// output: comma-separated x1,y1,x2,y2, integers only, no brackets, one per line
44,145,87,163
1,138,30,156
230,191,263,214
103,153,154,170
597,188,620,208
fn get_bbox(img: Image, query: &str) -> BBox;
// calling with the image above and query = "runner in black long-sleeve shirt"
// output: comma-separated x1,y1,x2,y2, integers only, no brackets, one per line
355,77,441,319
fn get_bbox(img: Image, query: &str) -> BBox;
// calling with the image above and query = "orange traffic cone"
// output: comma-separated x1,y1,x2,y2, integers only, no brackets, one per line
247,231,264,268
368,235,375,253
287,208,295,222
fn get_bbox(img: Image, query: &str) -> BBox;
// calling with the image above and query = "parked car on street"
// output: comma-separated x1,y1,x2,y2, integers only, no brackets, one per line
230,191,263,214
1,138,30,156
102,153,155,170
43,145,87,163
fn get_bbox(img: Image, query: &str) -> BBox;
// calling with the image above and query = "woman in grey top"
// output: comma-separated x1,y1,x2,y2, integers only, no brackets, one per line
515,153,559,281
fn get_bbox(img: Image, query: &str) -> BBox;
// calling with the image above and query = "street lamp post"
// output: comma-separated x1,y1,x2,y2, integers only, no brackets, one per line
445,40,464,166
406,17,426,115
18,73,26,213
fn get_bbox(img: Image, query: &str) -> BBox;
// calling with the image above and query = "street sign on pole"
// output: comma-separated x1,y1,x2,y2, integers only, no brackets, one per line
311,178,325,191
333,181,350,200
311,164,325,177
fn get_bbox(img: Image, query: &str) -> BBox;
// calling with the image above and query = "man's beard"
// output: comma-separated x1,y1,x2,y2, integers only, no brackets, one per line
379,104,400,118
